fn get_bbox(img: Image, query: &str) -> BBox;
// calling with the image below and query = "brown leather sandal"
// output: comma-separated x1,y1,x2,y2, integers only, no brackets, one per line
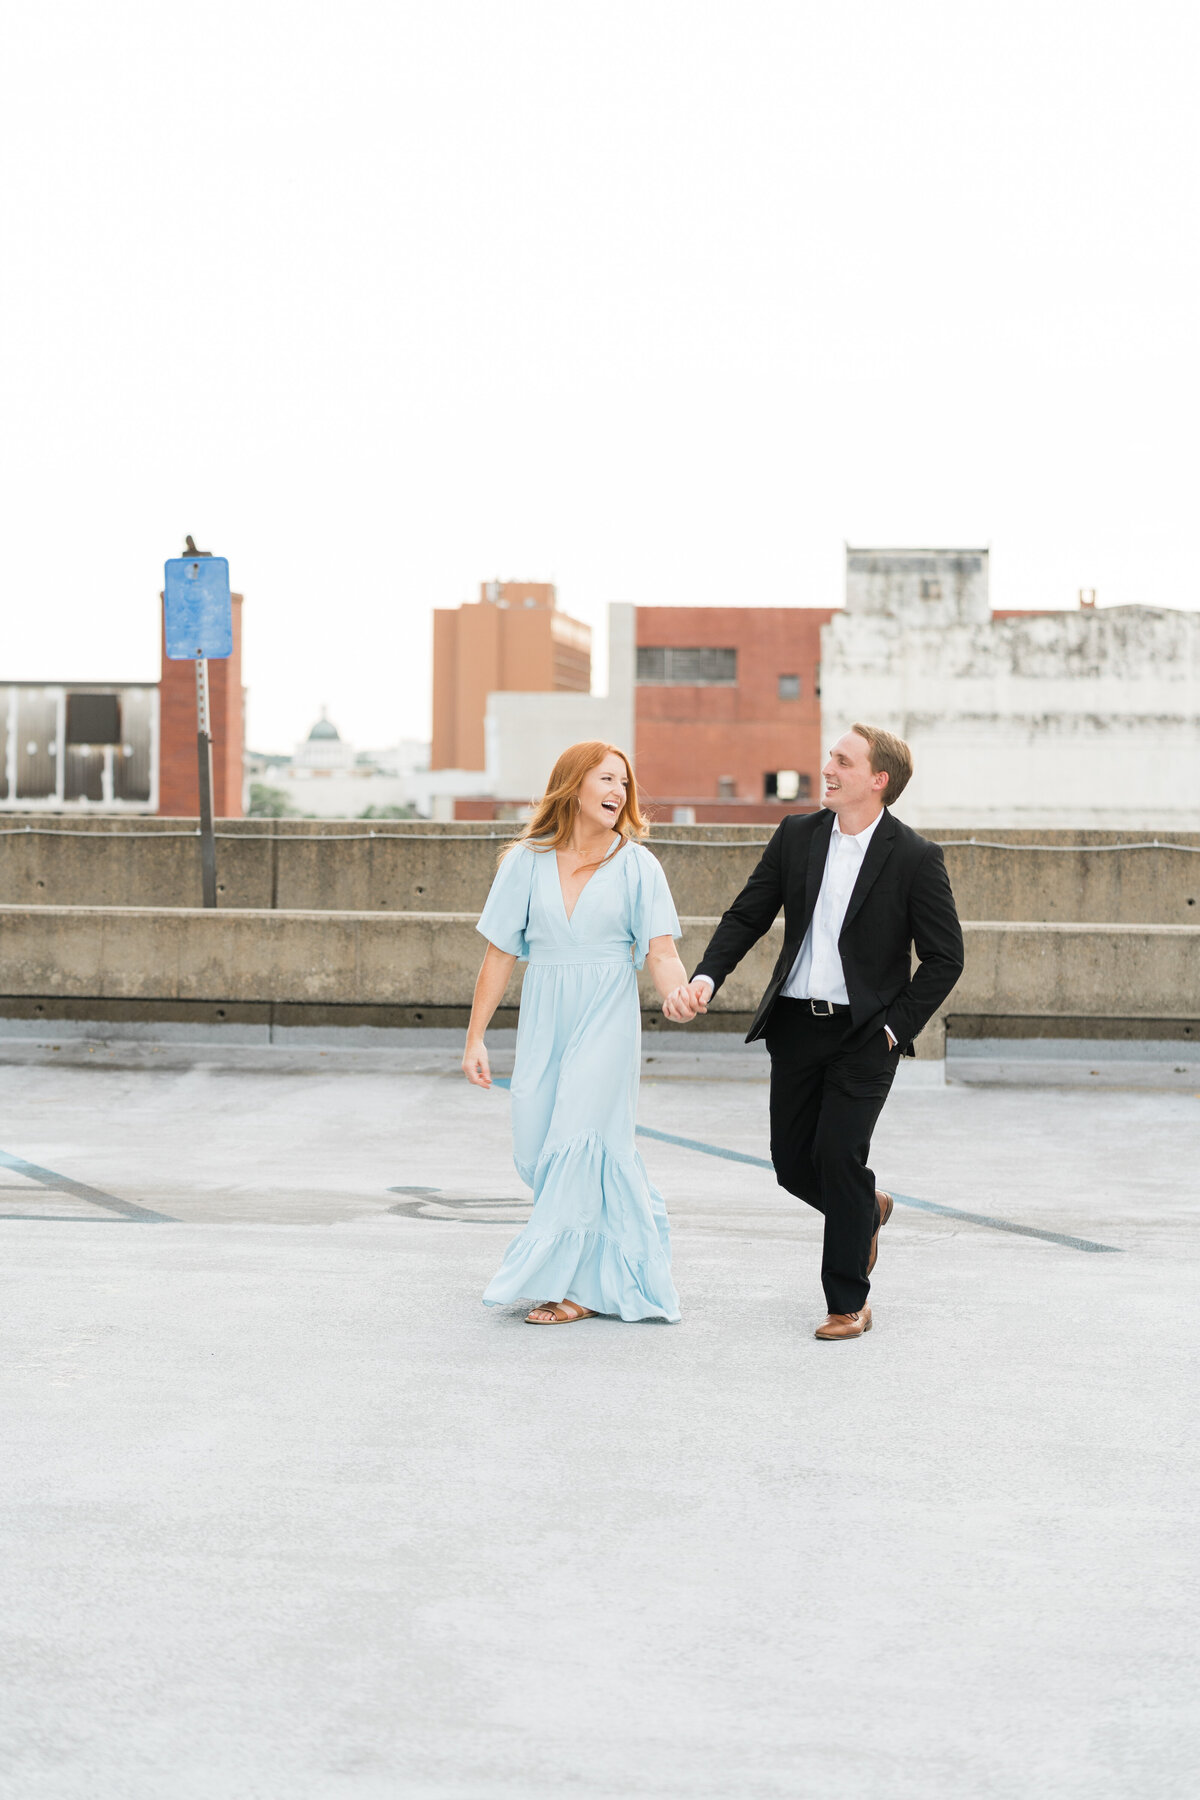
525,1300,596,1325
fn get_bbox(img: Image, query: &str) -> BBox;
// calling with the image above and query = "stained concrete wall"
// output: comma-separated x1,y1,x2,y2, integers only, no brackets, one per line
2,817,1198,924
2,907,1195,1037
843,547,990,629
822,585,1200,832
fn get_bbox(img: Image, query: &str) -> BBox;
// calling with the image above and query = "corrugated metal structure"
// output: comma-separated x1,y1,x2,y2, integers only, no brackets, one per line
0,683,158,811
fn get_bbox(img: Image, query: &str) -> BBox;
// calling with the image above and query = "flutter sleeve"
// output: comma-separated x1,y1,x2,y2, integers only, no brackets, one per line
476,842,536,960
627,844,682,969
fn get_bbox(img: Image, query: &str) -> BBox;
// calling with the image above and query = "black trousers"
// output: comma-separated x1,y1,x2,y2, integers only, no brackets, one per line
765,997,899,1315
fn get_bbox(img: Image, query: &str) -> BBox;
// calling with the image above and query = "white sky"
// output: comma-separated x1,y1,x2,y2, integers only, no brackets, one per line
2,0,1197,752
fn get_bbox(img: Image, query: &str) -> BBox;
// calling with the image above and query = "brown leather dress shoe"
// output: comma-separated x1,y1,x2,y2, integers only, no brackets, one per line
814,1307,872,1340
867,1189,894,1275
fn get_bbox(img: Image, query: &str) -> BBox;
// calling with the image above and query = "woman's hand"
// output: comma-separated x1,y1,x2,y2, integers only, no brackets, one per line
647,938,698,1022
663,977,710,1023
462,944,517,1087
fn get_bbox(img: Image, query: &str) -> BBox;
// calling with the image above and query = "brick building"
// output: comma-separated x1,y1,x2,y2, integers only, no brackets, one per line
157,591,245,817
634,605,834,820
431,581,591,771
440,593,835,824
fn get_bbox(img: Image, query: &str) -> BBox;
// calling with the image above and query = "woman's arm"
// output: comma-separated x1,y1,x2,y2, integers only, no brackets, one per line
462,943,518,1087
644,935,690,1007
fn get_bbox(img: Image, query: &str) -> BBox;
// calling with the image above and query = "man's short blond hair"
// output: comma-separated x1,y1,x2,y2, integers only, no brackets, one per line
851,723,913,803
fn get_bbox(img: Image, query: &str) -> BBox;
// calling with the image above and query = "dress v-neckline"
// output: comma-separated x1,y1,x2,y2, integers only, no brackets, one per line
554,835,622,926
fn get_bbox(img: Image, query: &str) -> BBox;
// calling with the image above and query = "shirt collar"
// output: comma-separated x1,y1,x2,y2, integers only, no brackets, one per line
831,807,885,852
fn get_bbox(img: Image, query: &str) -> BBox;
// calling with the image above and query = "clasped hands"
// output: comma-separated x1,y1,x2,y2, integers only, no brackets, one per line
661,977,712,1024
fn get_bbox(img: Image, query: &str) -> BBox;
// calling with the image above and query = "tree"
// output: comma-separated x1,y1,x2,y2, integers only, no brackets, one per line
247,782,301,818
357,802,417,820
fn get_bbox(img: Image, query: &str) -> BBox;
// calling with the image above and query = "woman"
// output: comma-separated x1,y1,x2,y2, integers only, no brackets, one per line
462,741,689,1324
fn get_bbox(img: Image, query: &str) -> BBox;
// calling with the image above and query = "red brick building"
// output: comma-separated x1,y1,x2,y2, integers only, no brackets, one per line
157,591,245,817
444,598,838,824
634,606,834,821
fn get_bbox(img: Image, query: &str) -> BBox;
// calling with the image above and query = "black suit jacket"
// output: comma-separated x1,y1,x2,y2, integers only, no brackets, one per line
693,808,965,1052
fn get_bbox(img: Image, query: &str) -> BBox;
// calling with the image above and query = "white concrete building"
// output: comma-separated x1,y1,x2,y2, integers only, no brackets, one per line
289,709,358,776
482,603,636,806
252,716,434,818
820,548,1200,830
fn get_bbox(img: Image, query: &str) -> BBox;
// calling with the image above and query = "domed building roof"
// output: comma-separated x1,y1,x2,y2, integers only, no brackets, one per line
292,706,355,773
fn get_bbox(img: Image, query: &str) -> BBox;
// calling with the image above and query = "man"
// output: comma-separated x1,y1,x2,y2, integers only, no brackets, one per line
664,724,964,1341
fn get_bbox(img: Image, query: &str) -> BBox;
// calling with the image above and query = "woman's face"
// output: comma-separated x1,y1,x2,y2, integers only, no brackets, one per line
576,753,629,833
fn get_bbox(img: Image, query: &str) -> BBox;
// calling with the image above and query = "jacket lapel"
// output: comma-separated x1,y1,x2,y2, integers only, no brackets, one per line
800,810,835,936
838,809,896,939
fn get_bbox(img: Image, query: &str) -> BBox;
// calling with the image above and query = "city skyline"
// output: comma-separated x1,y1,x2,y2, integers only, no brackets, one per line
3,1,1198,755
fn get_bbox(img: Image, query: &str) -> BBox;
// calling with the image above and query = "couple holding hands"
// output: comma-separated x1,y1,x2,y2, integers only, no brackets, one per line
462,726,963,1341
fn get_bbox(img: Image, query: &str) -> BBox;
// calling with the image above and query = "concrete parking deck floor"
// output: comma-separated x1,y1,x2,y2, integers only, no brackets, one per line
1,1041,1197,1799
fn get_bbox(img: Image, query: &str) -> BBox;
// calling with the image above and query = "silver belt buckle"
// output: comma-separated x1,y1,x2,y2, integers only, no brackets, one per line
810,999,835,1017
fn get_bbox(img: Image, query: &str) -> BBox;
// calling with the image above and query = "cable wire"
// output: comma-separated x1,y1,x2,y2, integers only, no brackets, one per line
0,826,1198,852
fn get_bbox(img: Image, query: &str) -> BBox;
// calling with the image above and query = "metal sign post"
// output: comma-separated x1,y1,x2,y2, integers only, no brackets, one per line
163,541,233,910
193,655,218,907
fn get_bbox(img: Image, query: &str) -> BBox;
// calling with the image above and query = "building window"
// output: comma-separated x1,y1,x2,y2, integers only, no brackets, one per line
765,770,810,802
716,776,737,800
66,693,121,745
778,674,800,700
919,578,942,600
636,646,737,685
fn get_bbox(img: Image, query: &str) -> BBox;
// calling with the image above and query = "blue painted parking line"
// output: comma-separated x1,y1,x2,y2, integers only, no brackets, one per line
636,1124,771,1170
880,1191,1122,1253
491,1089,1120,1254
0,1150,175,1222
634,1126,1122,1253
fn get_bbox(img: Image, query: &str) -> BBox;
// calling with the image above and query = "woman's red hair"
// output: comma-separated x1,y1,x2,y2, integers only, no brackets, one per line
503,741,647,871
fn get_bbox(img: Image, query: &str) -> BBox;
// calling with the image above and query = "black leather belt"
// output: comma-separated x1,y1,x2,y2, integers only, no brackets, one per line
778,997,852,1016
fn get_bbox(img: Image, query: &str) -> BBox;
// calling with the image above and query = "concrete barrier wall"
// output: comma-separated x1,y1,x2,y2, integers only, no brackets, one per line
2,906,1196,1030
1,816,1198,923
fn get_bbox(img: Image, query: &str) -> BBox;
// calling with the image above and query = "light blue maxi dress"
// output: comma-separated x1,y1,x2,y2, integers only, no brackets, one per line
477,835,683,1323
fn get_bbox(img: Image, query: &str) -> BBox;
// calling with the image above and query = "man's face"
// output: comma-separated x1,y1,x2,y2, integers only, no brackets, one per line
821,731,887,813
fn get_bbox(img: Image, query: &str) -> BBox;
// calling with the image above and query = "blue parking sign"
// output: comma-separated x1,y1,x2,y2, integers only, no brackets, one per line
164,556,233,659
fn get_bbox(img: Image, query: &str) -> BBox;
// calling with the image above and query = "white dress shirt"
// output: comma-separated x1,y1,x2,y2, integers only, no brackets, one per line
692,807,895,1043
780,808,884,1002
